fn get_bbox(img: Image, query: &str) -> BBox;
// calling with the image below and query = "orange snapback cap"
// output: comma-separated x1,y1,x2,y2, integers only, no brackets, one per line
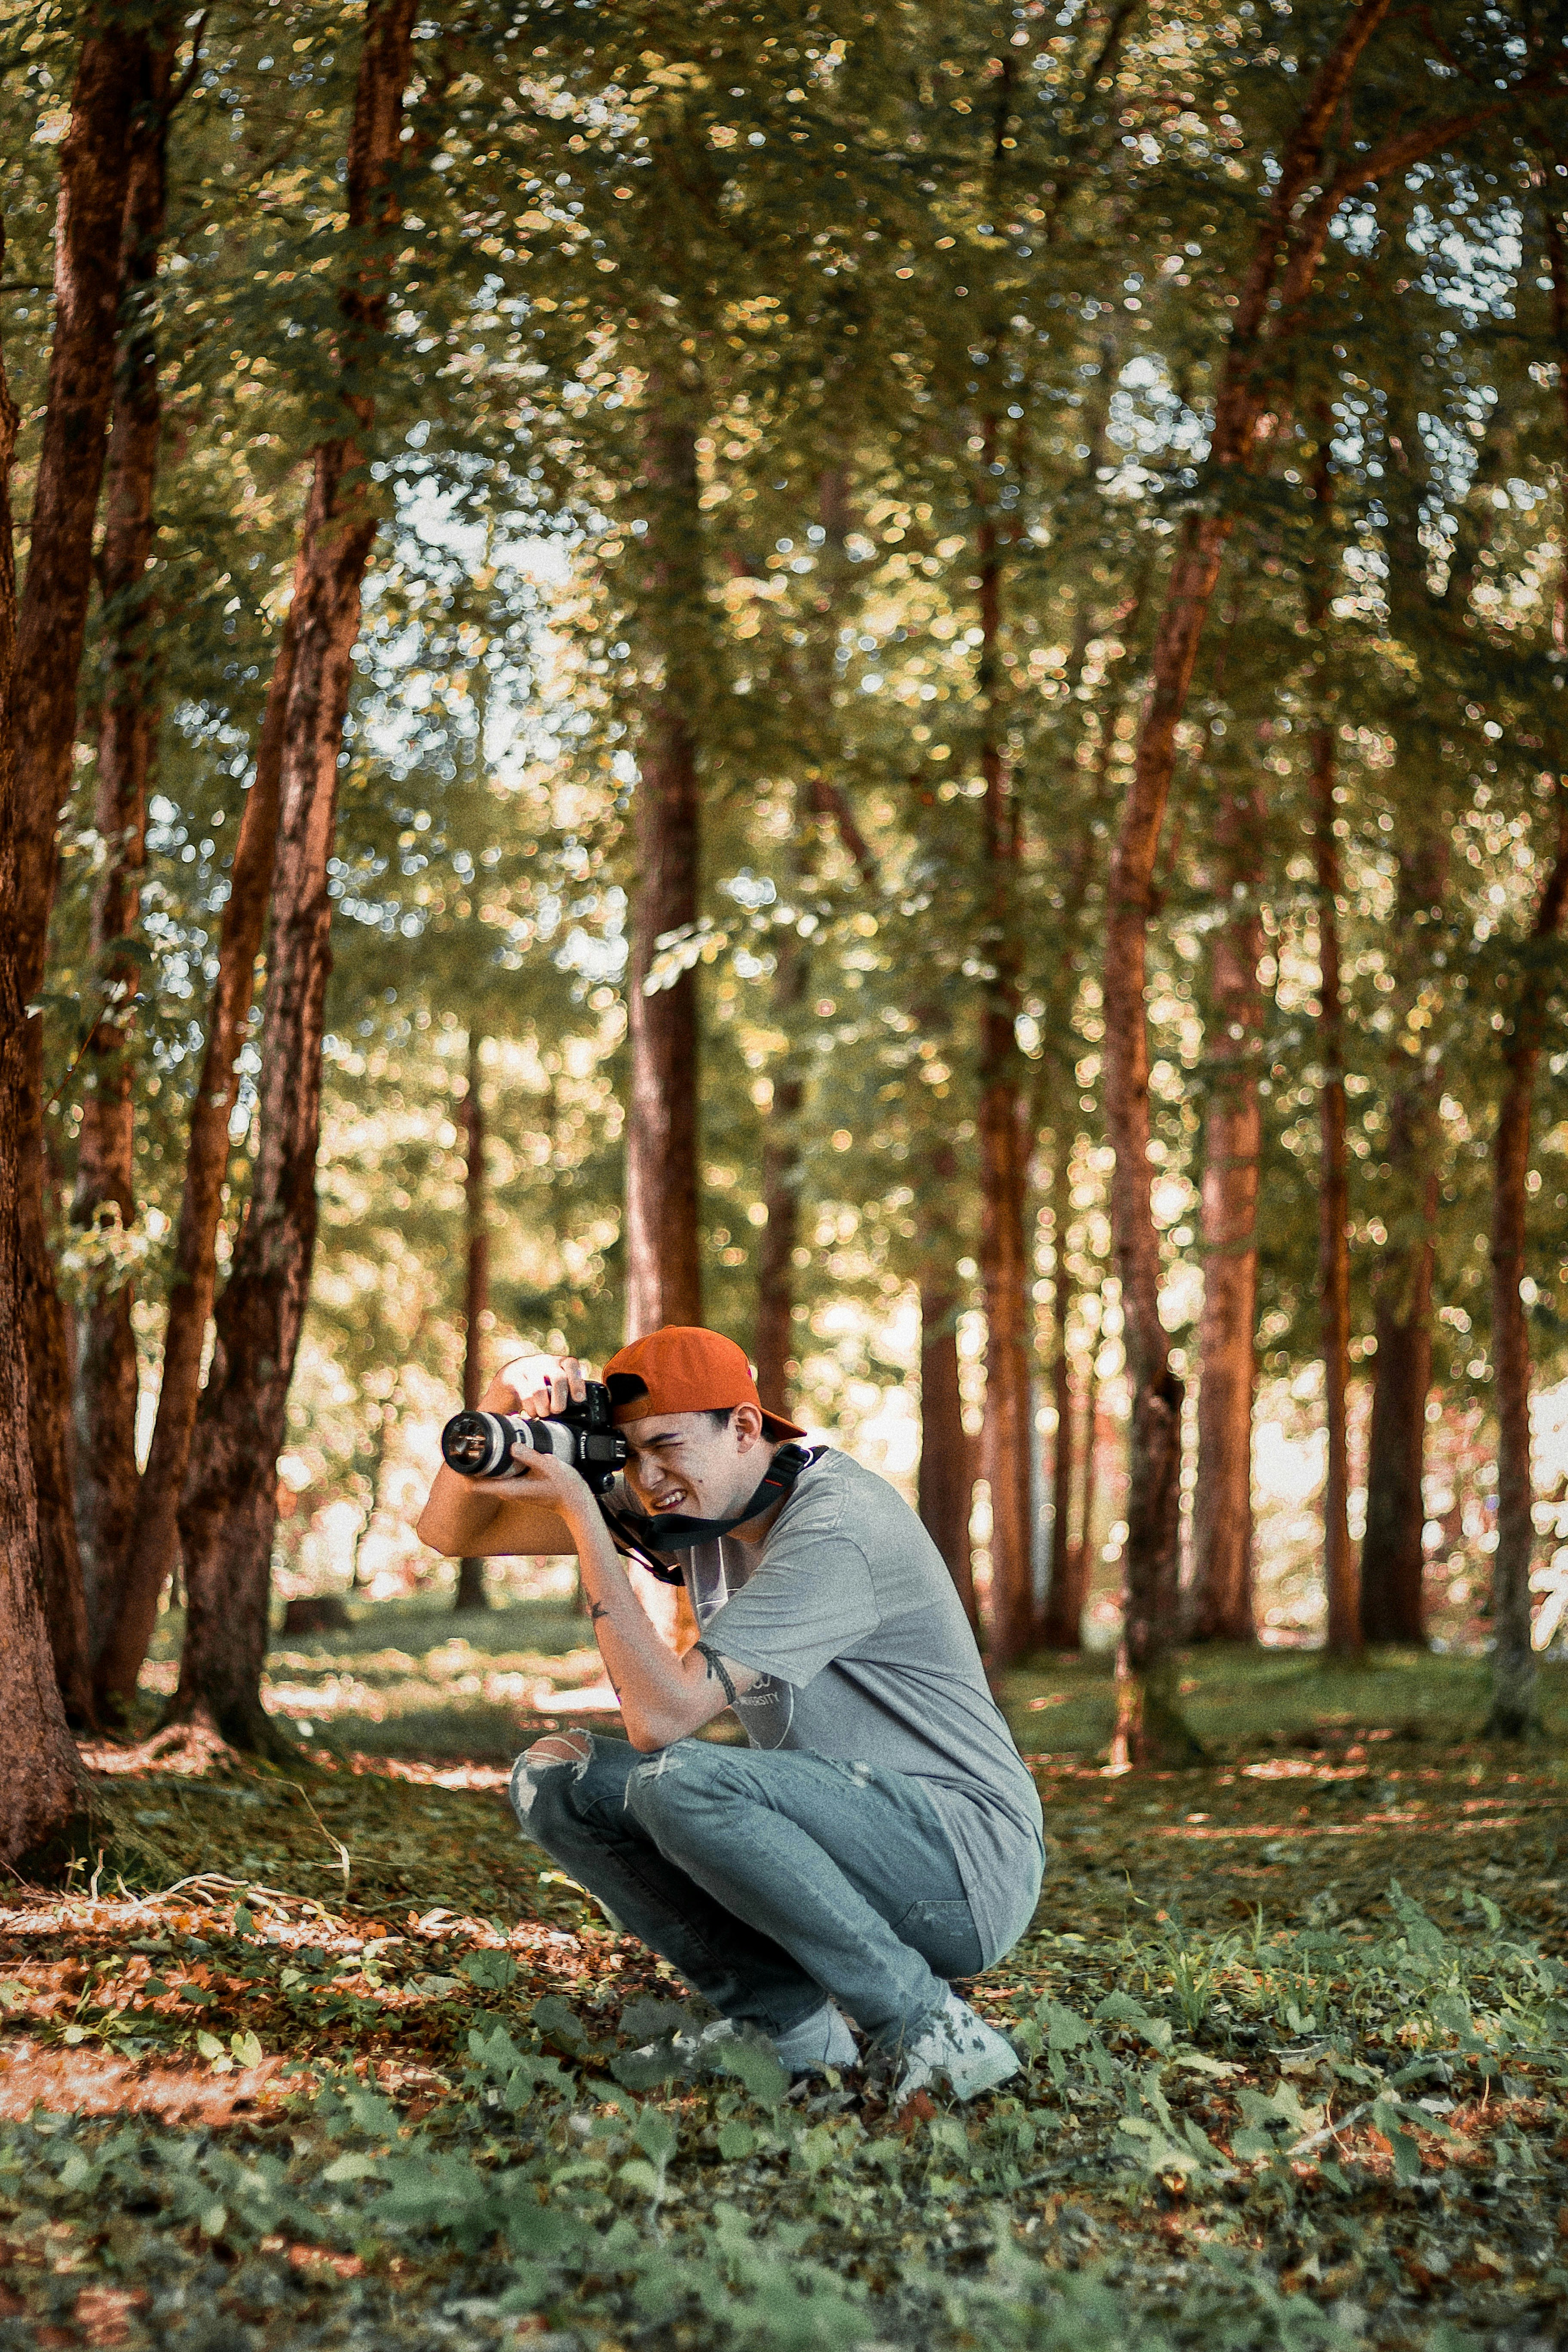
603,1326,807,1442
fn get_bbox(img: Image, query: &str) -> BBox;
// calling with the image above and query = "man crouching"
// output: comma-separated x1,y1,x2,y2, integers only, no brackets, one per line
415,1325,1043,2106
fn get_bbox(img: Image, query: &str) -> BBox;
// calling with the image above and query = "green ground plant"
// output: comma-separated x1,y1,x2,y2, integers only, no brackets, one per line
3,1643,1566,2348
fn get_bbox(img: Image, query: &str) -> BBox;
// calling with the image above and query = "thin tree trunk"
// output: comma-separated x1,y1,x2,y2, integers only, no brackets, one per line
0,220,84,1870
72,35,176,1640
1313,712,1359,1655
91,604,296,1709
1360,827,1449,1647
456,1028,490,1615
349,1402,392,1593
1101,1,1437,1761
750,469,854,1415
1488,188,1568,1735
1039,1143,1086,1650
919,1275,977,1628
9,11,168,1725
968,79,1034,1668
1485,792,1568,1733
975,512,1034,1666
1361,1164,1438,1645
1031,585,1142,1653
1188,781,1264,1643
753,906,806,1417
1077,1337,1101,1595
625,395,703,1341
170,0,419,1749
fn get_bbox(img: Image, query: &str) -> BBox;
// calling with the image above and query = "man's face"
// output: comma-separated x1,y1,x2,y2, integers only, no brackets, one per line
619,1406,766,1522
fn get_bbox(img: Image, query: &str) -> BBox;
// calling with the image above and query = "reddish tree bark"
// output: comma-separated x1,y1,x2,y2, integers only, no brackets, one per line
1486,789,1568,1736
169,0,419,1748
753,908,806,1418
1360,829,1449,1647
975,499,1034,1667
72,31,178,1636
1488,190,1568,1736
1078,1335,1101,1595
624,395,704,1341
9,10,171,1724
0,224,84,1870
919,1274,977,1628
1302,420,1360,1659
91,605,296,1709
1038,1144,1086,1650
968,63,1036,1668
456,1029,491,1614
1361,1167,1439,1645
1312,713,1359,1655
1099,0,1491,1760
1188,780,1265,1643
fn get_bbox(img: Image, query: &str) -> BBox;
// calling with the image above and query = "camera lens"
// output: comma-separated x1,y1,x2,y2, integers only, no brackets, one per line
441,1410,532,1479
444,1424,494,1470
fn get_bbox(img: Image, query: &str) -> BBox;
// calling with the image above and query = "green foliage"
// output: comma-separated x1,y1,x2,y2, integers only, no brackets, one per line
7,1854,1568,2348
10,1668,1568,2345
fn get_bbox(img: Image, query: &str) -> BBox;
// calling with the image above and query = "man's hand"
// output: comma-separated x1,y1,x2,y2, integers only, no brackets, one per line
504,1355,591,1421
478,1436,592,1515
411,1356,586,1559
462,1357,600,1513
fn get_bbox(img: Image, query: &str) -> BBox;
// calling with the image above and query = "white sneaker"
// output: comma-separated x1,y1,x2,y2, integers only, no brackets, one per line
640,2006,857,2075
887,1991,1020,2106
773,2001,859,2074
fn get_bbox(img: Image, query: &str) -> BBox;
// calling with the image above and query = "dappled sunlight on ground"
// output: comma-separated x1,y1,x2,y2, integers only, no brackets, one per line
6,1616,1568,2348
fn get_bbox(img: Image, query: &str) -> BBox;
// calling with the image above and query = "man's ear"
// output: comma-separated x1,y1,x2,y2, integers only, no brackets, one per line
732,1403,765,1450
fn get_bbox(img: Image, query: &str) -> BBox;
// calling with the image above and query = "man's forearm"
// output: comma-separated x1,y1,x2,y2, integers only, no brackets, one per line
416,1465,505,1556
561,1498,708,1749
415,1465,572,1559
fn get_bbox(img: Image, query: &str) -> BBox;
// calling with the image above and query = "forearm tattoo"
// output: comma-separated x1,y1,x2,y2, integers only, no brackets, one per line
694,1642,738,1706
589,1600,609,1624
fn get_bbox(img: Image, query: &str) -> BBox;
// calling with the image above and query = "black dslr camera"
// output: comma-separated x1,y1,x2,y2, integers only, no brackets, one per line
440,1380,628,1494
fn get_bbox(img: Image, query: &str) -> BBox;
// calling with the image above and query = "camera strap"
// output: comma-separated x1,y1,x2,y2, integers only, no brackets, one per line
598,1442,825,1585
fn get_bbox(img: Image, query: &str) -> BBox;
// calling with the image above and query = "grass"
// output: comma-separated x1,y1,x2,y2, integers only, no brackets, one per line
1003,1642,1568,1760
4,1619,1565,2350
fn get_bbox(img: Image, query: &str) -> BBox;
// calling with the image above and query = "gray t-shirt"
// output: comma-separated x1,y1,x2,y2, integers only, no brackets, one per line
609,1448,1044,1967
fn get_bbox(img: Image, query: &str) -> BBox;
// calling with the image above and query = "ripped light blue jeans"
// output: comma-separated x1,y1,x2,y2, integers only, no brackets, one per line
509,1733,983,2044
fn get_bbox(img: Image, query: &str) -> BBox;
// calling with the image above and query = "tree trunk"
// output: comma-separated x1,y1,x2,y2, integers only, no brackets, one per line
1188,781,1264,1644
1039,1143,1086,1650
975,494,1034,1667
9,11,167,1726
72,35,176,1639
1360,1170,1437,1646
919,1275,977,1627
1488,191,1568,1733
1485,794,1568,1735
0,224,84,1871
1101,0,1462,1762
753,907,806,1418
750,470,854,1415
169,0,418,1749
456,1028,490,1615
624,396,703,1341
1077,1336,1101,1594
1360,827,1449,1647
91,603,296,1710
1313,714,1359,1655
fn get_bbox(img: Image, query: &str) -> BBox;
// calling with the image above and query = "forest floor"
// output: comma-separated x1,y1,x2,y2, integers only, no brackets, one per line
3,1602,1568,2351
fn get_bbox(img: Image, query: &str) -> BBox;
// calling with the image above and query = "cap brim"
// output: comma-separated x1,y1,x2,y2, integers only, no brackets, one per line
760,1409,810,1442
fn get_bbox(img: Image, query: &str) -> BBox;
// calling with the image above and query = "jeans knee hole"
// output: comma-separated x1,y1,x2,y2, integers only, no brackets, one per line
511,1733,592,1818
